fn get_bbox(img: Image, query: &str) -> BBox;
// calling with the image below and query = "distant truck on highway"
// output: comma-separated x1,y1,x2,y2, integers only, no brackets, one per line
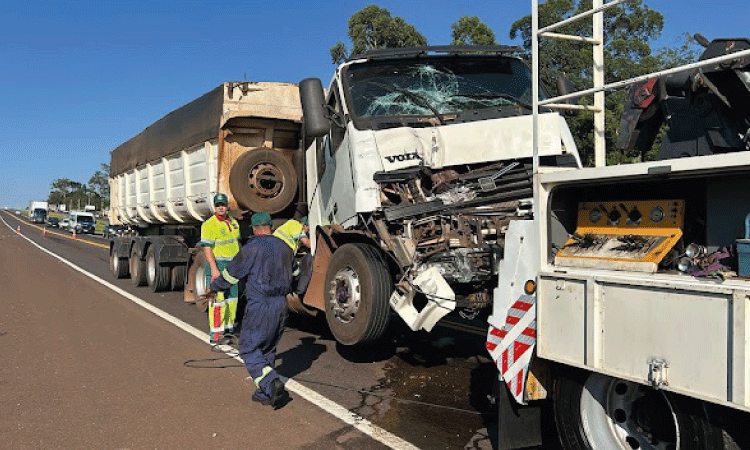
107,82,303,300
28,201,48,224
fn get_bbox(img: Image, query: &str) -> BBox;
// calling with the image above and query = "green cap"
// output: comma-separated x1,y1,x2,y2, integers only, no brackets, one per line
300,216,308,225
213,193,229,206
251,212,272,226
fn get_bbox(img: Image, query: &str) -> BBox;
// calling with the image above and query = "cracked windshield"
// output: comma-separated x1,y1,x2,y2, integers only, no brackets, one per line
346,57,539,118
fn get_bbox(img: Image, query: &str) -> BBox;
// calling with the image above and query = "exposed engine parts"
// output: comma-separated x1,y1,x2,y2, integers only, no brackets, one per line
372,161,533,323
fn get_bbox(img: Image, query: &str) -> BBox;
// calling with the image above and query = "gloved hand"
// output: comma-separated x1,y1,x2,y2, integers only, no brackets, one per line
200,290,217,302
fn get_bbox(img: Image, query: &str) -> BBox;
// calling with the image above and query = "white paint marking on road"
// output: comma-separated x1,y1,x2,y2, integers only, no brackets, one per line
0,213,420,450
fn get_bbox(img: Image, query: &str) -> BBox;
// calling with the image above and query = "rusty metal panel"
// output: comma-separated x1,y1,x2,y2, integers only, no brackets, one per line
303,236,332,311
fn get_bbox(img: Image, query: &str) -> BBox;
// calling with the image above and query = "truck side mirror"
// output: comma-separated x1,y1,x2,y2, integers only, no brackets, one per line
299,78,331,138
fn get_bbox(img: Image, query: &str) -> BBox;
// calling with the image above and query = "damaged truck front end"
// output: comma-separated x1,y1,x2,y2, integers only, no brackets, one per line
300,47,581,344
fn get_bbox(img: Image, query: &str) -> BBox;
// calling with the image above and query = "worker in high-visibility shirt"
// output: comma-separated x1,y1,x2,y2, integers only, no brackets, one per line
200,193,241,344
273,217,311,295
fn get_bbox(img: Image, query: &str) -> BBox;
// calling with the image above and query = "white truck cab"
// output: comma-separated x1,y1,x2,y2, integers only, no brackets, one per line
300,46,581,345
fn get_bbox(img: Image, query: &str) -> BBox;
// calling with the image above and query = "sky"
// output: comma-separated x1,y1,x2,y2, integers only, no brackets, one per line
0,0,747,209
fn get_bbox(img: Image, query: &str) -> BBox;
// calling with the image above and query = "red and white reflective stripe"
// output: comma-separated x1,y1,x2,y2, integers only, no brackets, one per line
486,294,537,404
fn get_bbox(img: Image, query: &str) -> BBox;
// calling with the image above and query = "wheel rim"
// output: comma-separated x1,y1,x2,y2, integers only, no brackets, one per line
195,265,206,297
580,374,679,450
111,252,118,273
147,255,156,283
328,267,361,323
248,163,285,199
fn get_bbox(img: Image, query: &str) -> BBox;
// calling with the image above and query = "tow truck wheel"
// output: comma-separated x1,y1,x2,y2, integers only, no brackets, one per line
323,243,391,345
554,371,726,450
110,249,129,279
186,249,208,311
129,246,148,287
146,246,171,292
229,148,297,214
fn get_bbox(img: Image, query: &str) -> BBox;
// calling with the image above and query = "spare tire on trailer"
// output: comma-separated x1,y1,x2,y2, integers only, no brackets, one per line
230,148,297,214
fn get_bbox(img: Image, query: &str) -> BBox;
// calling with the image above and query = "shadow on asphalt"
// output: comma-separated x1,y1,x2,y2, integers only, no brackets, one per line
276,336,327,379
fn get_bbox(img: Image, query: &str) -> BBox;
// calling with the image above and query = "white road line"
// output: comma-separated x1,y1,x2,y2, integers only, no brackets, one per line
1,213,420,450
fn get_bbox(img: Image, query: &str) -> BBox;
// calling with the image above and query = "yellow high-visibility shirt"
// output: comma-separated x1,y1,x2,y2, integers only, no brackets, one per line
273,219,306,254
200,215,240,261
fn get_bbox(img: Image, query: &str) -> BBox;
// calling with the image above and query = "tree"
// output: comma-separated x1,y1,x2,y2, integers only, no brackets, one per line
48,178,79,206
89,163,110,208
451,16,497,46
655,32,701,69
509,0,665,165
330,5,427,64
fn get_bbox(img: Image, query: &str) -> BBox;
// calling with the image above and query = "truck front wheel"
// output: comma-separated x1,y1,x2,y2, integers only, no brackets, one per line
323,243,391,345
553,371,727,450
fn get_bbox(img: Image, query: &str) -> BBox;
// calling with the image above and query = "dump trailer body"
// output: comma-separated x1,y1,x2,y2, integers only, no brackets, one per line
109,81,302,226
107,81,302,302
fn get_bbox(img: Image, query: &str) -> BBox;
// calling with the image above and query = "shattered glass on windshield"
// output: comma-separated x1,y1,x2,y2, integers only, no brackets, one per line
346,57,537,119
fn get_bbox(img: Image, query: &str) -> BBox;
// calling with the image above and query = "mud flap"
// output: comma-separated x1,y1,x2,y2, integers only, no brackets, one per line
389,267,455,332
497,379,542,450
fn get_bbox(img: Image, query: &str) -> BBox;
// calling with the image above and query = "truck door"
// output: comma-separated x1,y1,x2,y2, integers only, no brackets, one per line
309,82,356,228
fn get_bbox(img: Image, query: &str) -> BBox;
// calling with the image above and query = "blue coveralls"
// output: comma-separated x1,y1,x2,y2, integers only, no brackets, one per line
209,235,293,401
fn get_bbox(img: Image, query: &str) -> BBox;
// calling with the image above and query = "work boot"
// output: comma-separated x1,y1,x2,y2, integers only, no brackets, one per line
268,379,288,407
251,390,272,406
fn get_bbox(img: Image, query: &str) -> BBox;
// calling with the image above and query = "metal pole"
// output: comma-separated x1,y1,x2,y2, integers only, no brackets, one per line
593,0,605,167
532,0,545,272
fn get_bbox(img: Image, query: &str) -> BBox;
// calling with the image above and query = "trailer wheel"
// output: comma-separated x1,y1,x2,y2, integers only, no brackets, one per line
171,264,187,291
323,243,391,345
110,249,129,279
553,371,726,450
186,249,208,311
129,246,148,287
229,148,297,214
146,246,171,292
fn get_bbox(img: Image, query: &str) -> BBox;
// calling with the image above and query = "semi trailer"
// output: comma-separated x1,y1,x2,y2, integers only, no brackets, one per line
107,81,303,301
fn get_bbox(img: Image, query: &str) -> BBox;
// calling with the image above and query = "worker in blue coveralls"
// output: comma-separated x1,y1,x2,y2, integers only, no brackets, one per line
204,212,293,407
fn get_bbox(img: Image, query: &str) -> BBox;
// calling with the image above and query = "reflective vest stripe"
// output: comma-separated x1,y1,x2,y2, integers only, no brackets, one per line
253,365,273,387
221,268,239,285
274,229,297,252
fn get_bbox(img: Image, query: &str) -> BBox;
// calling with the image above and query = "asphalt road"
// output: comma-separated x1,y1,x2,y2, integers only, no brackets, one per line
1,210,501,449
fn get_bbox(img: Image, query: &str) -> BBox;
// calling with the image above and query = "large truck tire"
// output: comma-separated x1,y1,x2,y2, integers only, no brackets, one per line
171,264,187,291
553,370,727,450
146,246,171,292
129,246,148,287
110,249,129,279
229,148,297,214
323,243,391,345
186,249,208,311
